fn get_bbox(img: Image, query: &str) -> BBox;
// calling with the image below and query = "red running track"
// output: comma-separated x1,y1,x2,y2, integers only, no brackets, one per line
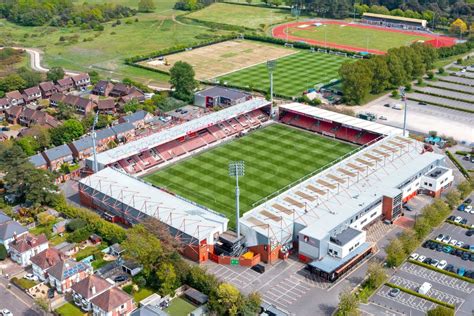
272,20,457,55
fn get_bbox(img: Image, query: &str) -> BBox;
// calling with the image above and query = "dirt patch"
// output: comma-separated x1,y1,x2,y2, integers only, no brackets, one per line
139,39,296,80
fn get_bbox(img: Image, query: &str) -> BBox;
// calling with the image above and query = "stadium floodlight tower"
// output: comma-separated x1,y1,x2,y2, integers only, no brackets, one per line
267,59,277,113
91,111,100,173
399,87,408,136
229,161,245,239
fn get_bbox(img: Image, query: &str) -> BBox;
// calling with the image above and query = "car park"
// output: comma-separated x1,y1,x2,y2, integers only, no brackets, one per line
409,253,419,260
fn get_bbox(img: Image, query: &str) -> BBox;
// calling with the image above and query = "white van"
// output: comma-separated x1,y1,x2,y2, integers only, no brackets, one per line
392,104,403,110
418,282,432,295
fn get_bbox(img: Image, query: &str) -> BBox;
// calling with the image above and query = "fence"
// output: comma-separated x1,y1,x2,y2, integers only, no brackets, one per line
209,253,261,267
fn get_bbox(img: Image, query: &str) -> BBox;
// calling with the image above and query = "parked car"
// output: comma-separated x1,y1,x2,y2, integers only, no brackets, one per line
444,264,455,272
0,309,12,316
454,216,462,223
466,230,474,237
430,259,439,267
251,264,265,274
460,219,468,225
418,282,432,295
24,273,37,281
389,288,400,297
466,205,473,213
423,257,432,264
435,234,445,241
462,252,470,261
436,244,443,252
443,245,453,253
455,249,464,257
456,241,464,248
48,288,55,299
470,254,474,262
418,102,427,105
449,239,458,246
403,204,413,212
458,204,466,211
383,103,390,107
417,255,426,262
462,244,470,249
409,253,419,260
464,198,472,204
1,127,10,131
113,275,128,283
422,241,430,248
378,115,387,120
448,215,456,221
429,242,438,250
437,260,448,270
457,267,465,276
442,235,451,243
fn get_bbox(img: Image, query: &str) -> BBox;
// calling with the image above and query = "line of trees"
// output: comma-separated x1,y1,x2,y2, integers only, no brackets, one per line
0,0,136,28
339,43,437,104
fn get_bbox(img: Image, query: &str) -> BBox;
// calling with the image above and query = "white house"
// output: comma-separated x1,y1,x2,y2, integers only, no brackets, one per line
71,275,114,312
30,247,65,281
9,233,49,267
48,259,93,293
0,214,28,251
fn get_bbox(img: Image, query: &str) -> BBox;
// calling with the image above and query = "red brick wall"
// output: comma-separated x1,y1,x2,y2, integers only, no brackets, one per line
248,244,280,264
382,196,393,221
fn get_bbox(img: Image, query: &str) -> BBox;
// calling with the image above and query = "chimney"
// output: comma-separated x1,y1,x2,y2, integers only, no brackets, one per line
91,286,96,295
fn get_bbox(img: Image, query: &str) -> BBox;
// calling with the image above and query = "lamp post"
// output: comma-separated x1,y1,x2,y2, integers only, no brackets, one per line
399,87,408,136
267,60,277,113
229,161,245,239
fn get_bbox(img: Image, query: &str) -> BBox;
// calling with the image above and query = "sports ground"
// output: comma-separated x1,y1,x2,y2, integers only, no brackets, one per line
144,124,356,228
273,20,457,54
140,40,296,80
217,51,350,97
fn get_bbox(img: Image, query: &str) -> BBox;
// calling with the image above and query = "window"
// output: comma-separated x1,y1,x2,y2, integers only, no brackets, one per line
429,183,432,187
354,242,360,248
370,212,377,218
334,251,338,256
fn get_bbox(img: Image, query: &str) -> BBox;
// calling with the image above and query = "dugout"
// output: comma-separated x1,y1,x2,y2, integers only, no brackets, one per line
362,13,427,30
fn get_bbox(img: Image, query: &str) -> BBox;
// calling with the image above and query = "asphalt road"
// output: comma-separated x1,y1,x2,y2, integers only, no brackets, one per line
0,277,40,316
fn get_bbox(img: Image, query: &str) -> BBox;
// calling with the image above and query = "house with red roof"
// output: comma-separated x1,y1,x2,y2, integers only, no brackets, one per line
30,247,65,281
90,287,135,316
71,275,114,312
48,258,93,293
8,233,49,267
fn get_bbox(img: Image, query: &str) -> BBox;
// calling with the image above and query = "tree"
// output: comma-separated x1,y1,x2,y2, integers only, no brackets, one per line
339,61,373,104
155,262,178,296
245,0,252,4
24,126,51,150
0,244,7,260
427,305,455,316
368,56,390,93
209,283,242,316
398,229,419,254
66,218,88,232
240,292,261,316
445,189,461,208
15,136,40,156
138,0,156,12
386,53,405,87
56,102,75,120
142,218,182,255
121,224,163,275
336,287,359,316
0,74,27,92
414,216,431,239
186,266,219,295
169,61,197,102
366,262,386,289
449,18,467,35
385,238,405,267
457,181,473,199
37,212,55,226
47,67,65,82
17,67,42,87
50,119,84,146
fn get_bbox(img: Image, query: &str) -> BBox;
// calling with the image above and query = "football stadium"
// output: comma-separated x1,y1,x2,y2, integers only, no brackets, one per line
80,99,454,281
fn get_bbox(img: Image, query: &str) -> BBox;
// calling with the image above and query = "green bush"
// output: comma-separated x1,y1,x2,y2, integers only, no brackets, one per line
66,218,88,232
446,150,471,179
0,244,7,260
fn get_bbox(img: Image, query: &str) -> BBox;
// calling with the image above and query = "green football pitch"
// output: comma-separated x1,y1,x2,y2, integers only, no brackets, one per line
217,51,350,98
144,124,357,228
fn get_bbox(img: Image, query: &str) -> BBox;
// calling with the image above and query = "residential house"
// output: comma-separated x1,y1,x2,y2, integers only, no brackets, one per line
0,97,10,112
92,81,114,97
6,90,25,107
72,73,91,90
56,77,74,93
111,122,135,143
121,260,143,277
131,305,168,316
118,110,153,129
71,275,114,312
194,86,251,108
96,99,116,114
0,220,28,250
90,287,135,316
0,211,11,224
118,88,146,107
108,243,125,257
42,144,74,171
30,247,65,281
54,242,78,257
4,106,23,124
69,127,115,160
8,233,49,267
29,153,48,170
49,93,66,107
108,83,131,98
48,259,93,293
53,219,70,234
22,86,42,104
39,81,58,99
18,108,59,128
75,97,95,115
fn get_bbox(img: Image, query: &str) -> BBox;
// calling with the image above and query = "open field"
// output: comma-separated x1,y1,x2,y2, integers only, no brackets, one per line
0,0,228,85
273,20,456,54
186,3,293,29
140,39,296,80
144,124,356,228
217,51,350,97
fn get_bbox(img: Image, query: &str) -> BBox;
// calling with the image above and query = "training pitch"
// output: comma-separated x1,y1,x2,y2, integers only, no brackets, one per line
144,124,356,228
217,51,350,98
273,20,456,54
139,40,296,80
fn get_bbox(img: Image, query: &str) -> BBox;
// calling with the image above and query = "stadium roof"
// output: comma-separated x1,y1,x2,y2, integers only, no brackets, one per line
362,12,426,24
280,103,402,136
91,98,270,167
79,168,229,242
240,134,446,245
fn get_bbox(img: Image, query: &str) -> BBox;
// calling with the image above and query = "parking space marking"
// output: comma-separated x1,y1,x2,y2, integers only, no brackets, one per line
400,262,473,294
375,285,437,313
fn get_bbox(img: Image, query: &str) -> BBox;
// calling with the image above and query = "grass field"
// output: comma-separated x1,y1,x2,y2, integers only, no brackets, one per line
145,124,356,228
217,51,350,97
0,0,227,85
140,40,296,80
187,3,293,29
288,24,429,52
164,297,197,316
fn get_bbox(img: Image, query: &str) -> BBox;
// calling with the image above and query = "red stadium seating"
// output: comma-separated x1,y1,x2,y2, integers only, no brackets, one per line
200,131,216,144
208,125,226,139
183,137,206,152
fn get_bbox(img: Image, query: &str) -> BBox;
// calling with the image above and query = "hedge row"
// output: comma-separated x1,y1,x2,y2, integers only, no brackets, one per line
429,238,473,254
455,151,470,156
413,89,474,105
406,96,474,114
445,219,471,230
446,150,471,180
176,15,254,32
384,282,455,309
407,259,474,283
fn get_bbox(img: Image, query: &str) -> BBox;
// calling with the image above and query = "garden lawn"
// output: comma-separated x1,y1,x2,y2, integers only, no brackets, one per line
55,302,84,316
187,3,293,29
217,51,349,97
164,297,197,316
289,24,429,52
145,124,356,228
